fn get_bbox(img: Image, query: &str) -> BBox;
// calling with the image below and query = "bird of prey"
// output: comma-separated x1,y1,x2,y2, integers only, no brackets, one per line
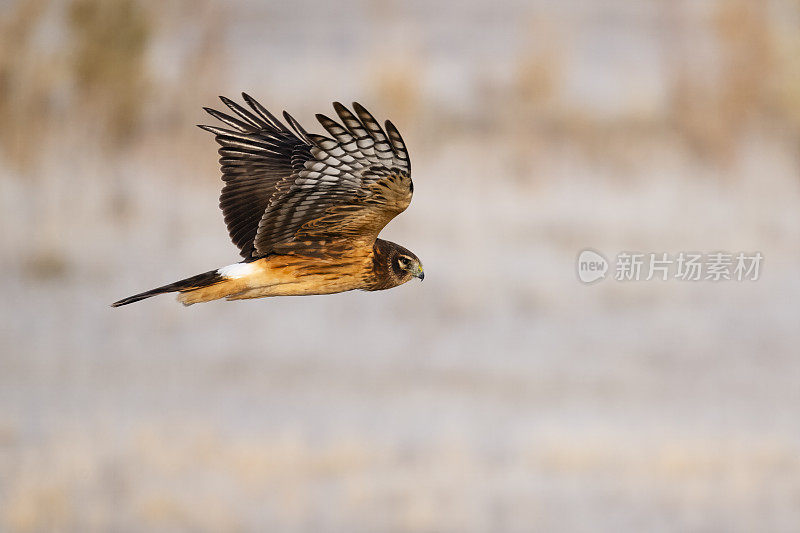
112,95,423,307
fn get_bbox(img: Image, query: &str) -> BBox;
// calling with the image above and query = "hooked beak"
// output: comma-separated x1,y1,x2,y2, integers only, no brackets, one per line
414,265,424,281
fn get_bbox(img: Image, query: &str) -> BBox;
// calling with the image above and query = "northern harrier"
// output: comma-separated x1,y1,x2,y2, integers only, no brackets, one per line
112,95,422,306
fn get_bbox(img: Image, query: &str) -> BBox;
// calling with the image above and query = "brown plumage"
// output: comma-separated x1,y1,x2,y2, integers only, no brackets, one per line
112,96,423,307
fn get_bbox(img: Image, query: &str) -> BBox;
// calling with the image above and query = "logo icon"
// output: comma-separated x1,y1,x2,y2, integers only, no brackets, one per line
577,249,608,284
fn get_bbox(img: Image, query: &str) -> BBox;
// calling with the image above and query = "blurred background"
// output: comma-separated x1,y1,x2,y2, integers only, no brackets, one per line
1,0,799,531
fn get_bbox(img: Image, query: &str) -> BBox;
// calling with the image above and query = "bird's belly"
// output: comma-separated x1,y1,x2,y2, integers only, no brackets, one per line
229,255,370,299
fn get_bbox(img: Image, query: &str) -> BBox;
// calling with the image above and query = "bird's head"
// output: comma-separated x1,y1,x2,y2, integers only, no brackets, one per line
392,249,424,283
373,239,424,288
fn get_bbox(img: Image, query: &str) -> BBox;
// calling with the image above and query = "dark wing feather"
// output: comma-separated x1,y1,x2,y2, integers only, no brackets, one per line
200,94,311,258
201,96,412,258
253,102,412,256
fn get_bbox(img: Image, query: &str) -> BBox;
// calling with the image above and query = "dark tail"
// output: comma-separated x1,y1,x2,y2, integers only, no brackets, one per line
111,270,223,307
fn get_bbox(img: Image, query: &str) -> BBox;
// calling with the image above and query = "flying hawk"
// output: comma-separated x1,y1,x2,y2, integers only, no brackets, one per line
112,95,422,306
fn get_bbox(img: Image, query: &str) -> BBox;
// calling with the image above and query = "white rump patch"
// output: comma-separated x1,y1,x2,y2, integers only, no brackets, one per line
218,262,255,279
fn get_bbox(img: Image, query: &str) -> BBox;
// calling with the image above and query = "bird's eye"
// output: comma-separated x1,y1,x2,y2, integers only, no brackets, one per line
397,257,409,269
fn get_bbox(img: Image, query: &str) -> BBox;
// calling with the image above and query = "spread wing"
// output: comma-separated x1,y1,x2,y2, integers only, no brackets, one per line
200,95,412,259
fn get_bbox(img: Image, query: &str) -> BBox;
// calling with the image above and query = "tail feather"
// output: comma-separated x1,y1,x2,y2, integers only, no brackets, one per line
111,270,224,307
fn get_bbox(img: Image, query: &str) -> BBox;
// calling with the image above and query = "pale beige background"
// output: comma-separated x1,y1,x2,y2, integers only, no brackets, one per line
1,0,799,531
